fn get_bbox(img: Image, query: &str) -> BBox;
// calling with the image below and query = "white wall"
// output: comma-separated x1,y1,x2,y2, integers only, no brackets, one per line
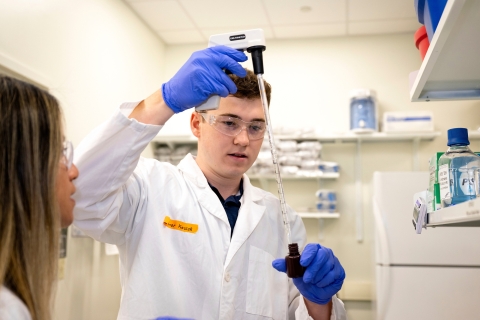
162,34,480,320
0,1,166,319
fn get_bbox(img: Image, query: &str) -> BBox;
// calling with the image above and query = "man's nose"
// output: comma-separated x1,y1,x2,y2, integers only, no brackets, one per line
234,127,250,146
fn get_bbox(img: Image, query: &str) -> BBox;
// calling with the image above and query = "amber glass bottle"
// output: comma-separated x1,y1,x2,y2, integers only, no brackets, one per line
286,243,305,278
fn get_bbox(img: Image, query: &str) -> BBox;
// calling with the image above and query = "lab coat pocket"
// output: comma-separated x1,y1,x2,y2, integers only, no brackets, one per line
246,246,287,319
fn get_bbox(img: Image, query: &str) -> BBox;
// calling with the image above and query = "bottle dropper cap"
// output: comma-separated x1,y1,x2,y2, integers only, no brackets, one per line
447,128,469,146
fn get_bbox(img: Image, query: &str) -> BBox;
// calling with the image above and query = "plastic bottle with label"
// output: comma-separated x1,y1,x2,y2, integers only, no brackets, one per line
438,128,480,208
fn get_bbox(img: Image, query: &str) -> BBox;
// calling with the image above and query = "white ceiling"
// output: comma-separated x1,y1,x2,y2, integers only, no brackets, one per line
124,0,421,45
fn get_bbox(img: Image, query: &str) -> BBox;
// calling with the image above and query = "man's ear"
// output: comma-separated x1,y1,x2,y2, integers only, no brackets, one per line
190,112,201,138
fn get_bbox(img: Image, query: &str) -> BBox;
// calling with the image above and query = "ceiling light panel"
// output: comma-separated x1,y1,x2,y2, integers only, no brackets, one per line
128,0,195,31
263,0,347,25
179,0,269,28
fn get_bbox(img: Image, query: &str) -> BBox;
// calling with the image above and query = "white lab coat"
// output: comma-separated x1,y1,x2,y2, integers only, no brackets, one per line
0,286,32,320
73,103,346,320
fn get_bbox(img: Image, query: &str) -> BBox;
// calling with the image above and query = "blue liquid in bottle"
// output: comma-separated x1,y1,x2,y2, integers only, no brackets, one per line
438,128,480,207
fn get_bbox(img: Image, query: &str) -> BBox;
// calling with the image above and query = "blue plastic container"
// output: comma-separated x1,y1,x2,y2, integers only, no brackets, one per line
349,89,378,133
415,0,448,41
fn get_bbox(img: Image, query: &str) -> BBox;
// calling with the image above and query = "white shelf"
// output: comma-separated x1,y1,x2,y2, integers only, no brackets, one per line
427,197,480,227
153,135,197,143
410,0,480,101
275,132,441,143
298,212,340,219
153,132,440,147
249,172,339,180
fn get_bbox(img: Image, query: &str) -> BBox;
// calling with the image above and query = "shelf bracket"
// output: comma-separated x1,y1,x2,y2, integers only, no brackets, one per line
413,137,420,171
318,218,324,241
355,140,363,242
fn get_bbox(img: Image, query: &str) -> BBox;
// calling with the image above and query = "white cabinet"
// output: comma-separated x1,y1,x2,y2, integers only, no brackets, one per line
409,0,480,101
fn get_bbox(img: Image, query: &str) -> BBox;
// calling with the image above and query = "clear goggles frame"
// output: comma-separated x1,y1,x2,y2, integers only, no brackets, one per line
198,112,266,140
62,140,74,170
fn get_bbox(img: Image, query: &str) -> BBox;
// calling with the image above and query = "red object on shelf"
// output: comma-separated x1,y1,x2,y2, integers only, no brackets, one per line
414,26,430,60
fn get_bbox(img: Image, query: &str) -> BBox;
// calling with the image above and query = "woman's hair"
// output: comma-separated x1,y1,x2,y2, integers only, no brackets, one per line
228,68,272,106
0,75,63,320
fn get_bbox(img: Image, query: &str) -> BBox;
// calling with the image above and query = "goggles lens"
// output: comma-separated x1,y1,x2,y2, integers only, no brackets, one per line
62,140,74,170
199,113,266,140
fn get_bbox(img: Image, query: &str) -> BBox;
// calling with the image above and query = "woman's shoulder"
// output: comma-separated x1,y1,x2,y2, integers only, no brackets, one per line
0,286,32,320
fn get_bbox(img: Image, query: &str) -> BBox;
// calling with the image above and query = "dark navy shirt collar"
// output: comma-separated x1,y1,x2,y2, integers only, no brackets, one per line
208,179,243,238
208,179,244,204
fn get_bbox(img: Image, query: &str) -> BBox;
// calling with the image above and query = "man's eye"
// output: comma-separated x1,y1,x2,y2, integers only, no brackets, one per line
222,121,238,127
250,124,264,132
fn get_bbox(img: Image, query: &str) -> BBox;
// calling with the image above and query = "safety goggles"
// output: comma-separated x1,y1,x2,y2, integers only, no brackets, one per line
198,112,266,141
62,140,74,170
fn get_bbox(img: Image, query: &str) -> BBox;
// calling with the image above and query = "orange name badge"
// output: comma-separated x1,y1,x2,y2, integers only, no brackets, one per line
163,216,198,234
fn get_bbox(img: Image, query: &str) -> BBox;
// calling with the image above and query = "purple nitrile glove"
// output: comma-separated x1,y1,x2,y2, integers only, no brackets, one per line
162,45,248,113
272,243,345,305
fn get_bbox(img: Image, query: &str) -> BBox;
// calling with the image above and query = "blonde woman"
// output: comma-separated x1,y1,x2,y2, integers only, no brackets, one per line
0,75,79,320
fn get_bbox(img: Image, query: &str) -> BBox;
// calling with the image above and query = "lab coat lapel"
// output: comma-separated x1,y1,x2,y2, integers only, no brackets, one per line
177,155,229,225
224,175,265,269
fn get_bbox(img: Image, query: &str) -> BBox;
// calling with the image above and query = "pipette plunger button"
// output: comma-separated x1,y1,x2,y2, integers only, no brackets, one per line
247,45,266,75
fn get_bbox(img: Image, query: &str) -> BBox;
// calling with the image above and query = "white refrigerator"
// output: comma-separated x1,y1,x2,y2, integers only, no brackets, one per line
373,171,480,320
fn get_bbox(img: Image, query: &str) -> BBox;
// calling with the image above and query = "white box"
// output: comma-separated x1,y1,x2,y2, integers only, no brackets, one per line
382,111,434,132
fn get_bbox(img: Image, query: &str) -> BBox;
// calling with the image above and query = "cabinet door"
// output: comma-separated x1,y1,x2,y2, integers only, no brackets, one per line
376,265,480,320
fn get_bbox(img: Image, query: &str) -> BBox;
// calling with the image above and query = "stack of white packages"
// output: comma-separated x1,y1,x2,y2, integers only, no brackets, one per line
278,140,302,176
153,145,197,165
249,139,328,177
273,126,316,137
295,141,323,177
154,146,172,163
249,139,278,175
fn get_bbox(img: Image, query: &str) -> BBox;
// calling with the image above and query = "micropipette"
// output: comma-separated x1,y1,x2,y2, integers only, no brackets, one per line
255,73,292,244
197,29,304,277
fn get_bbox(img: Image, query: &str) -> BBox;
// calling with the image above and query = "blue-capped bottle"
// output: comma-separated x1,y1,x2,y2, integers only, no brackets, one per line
438,128,480,208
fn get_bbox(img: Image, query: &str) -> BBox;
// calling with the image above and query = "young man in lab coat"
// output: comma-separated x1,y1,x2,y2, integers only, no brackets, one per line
73,46,346,320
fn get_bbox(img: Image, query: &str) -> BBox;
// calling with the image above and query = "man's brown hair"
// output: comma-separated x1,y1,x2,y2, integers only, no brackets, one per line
228,68,271,106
